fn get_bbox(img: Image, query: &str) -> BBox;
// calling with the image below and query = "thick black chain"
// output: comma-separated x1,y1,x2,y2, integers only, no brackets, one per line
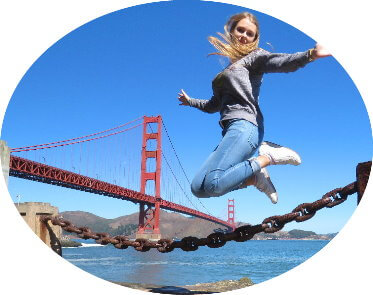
41,181,357,253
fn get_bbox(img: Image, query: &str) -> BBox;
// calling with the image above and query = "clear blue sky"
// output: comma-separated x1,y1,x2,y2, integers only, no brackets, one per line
2,0,371,234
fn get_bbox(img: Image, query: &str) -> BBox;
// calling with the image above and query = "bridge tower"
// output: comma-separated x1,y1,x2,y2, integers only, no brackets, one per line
136,116,162,240
227,199,235,228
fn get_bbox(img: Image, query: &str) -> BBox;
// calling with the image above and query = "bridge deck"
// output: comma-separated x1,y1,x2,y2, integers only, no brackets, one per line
9,155,234,230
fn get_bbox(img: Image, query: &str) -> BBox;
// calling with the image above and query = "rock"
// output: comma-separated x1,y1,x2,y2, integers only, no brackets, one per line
184,277,254,293
112,277,254,293
61,240,82,247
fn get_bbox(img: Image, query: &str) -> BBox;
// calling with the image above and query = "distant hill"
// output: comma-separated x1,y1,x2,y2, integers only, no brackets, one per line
61,210,234,239
253,229,336,240
60,210,336,240
288,229,317,239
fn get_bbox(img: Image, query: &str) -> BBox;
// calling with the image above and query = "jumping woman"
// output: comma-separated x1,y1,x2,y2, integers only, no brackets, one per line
178,12,331,204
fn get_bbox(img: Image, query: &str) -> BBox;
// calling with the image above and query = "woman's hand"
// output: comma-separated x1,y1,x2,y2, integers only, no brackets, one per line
311,43,332,60
178,89,191,106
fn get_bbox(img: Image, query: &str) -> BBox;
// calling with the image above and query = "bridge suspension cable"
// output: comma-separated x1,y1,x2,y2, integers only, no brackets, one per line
10,116,144,152
158,120,214,217
9,115,229,226
11,121,144,153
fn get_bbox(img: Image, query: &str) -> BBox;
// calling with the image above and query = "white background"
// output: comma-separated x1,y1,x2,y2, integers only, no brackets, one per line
0,1,372,294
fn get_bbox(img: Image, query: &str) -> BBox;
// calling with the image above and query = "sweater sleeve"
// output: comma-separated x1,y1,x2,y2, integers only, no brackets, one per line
249,49,311,73
188,94,221,114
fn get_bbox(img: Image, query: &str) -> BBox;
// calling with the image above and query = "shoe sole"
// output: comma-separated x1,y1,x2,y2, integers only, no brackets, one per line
260,141,301,165
261,168,278,204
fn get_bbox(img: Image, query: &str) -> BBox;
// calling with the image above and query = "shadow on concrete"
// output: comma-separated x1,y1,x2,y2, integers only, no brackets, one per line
45,221,62,256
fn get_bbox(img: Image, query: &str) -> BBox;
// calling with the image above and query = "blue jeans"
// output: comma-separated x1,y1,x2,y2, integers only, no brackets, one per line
191,119,264,198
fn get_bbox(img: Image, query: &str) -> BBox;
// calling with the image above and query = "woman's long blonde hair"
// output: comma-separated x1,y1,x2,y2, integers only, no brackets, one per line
208,12,260,62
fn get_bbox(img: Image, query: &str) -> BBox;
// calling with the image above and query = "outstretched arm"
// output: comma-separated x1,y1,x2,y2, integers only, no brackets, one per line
251,43,332,73
178,89,221,114
178,89,191,106
309,43,332,61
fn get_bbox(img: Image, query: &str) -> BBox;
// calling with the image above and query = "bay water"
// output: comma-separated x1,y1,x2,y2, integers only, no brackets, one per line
62,239,329,286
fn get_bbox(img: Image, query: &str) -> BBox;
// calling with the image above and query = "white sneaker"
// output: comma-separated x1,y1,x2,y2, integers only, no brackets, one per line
259,141,301,166
253,168,278,204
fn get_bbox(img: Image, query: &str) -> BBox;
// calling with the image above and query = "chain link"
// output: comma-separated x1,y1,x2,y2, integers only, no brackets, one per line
41,181,358,253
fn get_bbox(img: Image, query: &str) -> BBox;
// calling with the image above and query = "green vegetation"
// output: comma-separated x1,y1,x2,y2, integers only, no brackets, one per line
62,223,138,237
89,219,114,233
288,229,316,239
111,224,138,236
61,240,82,247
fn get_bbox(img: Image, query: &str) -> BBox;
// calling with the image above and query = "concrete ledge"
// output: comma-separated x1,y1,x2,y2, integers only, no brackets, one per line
0,140,10,186
16,202,62,254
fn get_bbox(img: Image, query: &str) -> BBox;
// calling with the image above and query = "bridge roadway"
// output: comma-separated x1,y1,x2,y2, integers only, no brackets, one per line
9,155,234,231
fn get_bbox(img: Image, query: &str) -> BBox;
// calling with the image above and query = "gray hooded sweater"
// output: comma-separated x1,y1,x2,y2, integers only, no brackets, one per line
188,48,312,128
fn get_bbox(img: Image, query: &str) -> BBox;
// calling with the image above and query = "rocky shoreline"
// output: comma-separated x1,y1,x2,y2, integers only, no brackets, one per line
111,277,254,294
61,240,82,247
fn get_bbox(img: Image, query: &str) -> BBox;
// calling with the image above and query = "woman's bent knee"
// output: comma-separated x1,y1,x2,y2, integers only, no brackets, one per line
203,178,225,197
191,180,209,198
191,178,223,198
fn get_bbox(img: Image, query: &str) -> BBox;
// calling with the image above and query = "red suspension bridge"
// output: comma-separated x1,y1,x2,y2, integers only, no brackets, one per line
9,116,235,239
